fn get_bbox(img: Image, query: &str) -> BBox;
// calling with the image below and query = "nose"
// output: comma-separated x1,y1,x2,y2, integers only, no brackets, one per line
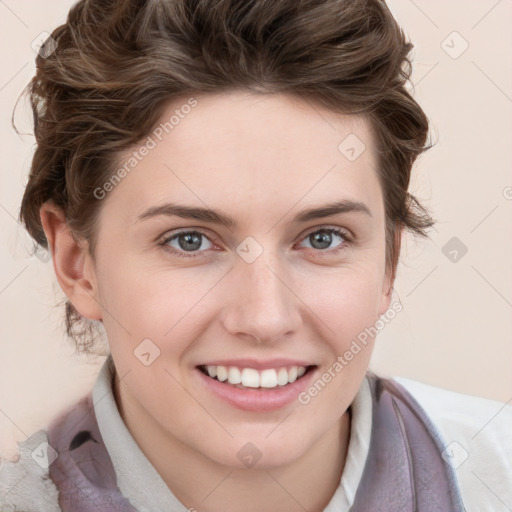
220,249,302,344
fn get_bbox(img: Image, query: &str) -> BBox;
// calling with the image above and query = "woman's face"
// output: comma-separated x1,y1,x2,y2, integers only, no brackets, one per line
88,90,394,468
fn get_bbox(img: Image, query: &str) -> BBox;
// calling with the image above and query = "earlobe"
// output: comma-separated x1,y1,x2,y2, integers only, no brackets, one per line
39,202,103,321
378,281,393,317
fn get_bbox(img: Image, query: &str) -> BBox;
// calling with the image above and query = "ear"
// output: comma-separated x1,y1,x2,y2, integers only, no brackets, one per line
378,225,402,316
39,202,102,321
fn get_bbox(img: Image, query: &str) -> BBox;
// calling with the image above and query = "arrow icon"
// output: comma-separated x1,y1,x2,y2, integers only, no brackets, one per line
134,339,161,366
236,237,263,263
31,442,58,469
237,442,262,467
442,236,468,263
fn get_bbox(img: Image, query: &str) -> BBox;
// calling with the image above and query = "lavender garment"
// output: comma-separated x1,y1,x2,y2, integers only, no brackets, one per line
47,393,136,511
46,372,466,511
350,374,466,511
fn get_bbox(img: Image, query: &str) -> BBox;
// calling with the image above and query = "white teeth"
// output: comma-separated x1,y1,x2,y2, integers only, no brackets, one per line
260,369,277,388
241,368,260,388
228,366,242,384
216,365,228,382
277,368,288,386
203,364,309,389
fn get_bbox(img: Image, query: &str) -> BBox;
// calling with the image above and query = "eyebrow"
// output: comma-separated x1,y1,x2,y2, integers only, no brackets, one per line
135,199,372,228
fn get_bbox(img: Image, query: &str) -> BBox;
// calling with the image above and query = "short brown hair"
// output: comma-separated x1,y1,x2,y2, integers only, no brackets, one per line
16,0,435,355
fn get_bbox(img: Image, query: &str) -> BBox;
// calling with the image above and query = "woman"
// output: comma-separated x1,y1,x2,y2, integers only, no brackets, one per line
1,0,510,511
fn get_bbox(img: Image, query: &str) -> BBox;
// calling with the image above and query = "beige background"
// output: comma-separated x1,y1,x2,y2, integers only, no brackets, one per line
1,0,511,459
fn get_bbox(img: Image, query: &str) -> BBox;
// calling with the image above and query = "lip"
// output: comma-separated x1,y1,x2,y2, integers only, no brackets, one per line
197,358,314,371
194,364,318,412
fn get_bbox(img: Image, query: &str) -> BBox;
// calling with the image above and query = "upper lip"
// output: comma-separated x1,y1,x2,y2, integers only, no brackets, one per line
197,359,316,371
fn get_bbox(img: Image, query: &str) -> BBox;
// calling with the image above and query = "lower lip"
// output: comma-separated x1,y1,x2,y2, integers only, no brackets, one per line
194,366,318,412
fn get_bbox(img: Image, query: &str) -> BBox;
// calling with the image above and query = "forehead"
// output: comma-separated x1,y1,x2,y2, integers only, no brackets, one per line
104,90,382,224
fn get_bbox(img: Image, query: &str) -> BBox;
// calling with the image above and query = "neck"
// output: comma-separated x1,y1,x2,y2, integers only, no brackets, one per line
114,374,352,512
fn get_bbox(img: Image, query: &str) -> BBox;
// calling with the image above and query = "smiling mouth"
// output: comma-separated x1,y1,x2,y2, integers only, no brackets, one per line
196,364,317,390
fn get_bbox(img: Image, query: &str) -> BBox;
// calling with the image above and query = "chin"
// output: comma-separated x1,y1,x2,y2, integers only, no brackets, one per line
203,435,311,471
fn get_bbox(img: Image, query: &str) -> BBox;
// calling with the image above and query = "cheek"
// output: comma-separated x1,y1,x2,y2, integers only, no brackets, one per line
300,265,384,348
96,257,218,349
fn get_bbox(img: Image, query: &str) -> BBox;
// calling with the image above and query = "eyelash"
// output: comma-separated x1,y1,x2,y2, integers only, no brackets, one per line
158,227,353,259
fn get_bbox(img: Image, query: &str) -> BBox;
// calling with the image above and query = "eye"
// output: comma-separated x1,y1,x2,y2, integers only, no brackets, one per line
297,227,352,255
159,230,216,259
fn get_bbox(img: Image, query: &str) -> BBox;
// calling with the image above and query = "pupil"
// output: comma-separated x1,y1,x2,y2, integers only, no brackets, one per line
180,232,201,251
312,231,331,249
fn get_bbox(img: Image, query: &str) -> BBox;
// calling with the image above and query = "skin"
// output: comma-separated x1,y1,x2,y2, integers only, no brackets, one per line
40,90,398,512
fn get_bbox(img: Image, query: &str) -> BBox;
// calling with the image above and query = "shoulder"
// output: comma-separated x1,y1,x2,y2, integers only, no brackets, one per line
392,375,512,511
391,375,512,452
0,428,61,512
